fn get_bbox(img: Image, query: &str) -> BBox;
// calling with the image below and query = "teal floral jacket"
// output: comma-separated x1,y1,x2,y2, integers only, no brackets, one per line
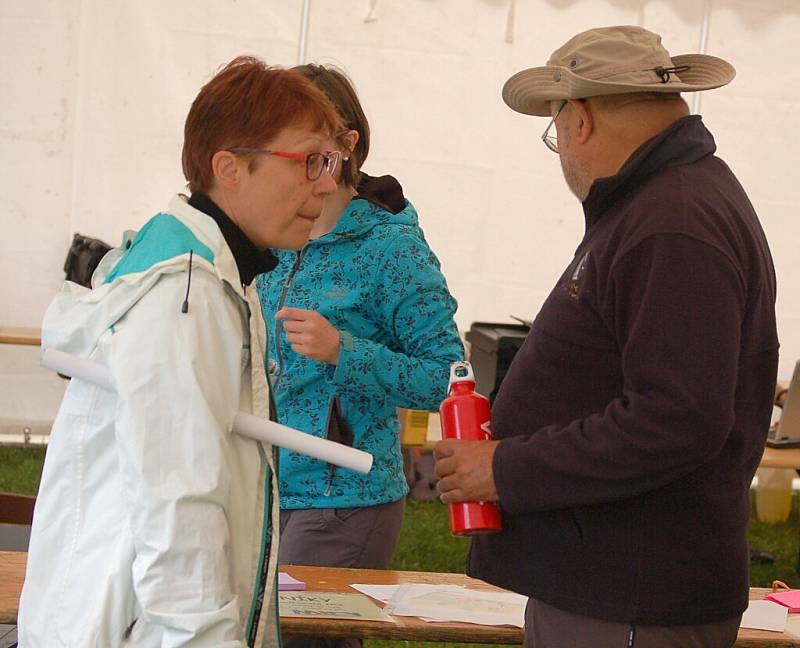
256,175,463,509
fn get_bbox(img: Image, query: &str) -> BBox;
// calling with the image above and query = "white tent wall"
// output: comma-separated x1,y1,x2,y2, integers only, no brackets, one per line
2,0,799,378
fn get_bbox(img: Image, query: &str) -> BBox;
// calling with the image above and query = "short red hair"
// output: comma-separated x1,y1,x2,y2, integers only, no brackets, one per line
182,56,342,193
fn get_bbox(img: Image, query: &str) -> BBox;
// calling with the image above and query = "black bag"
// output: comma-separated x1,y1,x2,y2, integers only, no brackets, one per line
63,233,112,288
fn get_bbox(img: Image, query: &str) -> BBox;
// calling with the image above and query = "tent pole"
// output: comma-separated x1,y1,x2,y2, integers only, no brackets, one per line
297,0,312,65
692,0,713,115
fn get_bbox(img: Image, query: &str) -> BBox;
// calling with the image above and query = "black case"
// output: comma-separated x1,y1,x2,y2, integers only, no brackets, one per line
465,321,530,404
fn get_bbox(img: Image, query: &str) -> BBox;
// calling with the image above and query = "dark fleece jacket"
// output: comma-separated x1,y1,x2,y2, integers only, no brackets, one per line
469,115,779,626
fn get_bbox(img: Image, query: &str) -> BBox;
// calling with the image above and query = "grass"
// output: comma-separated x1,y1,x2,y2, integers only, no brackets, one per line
4,447,800,647
0,446,45,496
388,498,473,573
749,494,800,589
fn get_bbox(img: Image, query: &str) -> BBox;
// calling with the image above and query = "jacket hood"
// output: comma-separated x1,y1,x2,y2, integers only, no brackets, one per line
320,173,418,242
41,195,234,361
357,173,406,213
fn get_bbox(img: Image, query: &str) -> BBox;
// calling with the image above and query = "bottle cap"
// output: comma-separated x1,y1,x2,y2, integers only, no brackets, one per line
449,360,475,386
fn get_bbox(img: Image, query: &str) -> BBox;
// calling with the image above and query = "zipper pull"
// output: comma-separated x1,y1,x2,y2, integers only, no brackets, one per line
324,464,336,496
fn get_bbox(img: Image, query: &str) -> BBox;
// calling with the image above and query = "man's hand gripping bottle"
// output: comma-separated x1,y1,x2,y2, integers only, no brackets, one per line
439,361,502,535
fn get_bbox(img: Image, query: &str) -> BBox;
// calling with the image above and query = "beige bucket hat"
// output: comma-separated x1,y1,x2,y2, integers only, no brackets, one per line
503,25,735,116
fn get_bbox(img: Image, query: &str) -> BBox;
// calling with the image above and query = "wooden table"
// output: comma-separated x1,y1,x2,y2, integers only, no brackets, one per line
760,446,800,470
0,326,41,346
280,564,521,643
2,552,799,646
0,550,25,624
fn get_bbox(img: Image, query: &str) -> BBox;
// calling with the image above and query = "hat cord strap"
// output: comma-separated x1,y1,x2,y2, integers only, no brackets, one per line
651,65,691,83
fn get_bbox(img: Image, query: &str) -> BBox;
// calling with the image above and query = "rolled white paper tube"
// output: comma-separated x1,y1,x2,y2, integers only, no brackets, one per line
40,348,373,474
234,412,372,474
41,347,116,392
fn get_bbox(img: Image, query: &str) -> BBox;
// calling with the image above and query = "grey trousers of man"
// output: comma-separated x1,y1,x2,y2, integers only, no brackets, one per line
278,498,405,648
523,597,741,648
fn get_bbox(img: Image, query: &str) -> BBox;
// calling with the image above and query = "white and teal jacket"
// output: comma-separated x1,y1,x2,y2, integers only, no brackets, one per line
18,195,281,648
257,175,463,510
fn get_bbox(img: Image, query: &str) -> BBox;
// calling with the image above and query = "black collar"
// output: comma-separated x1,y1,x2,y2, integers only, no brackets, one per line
583,115,716,226
188,193,277,285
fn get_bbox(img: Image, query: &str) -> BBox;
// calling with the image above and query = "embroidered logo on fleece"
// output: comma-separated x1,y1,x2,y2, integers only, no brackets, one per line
561,251,590,300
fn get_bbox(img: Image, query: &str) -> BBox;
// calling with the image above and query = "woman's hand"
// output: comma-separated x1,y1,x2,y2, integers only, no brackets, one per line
277,307,340,364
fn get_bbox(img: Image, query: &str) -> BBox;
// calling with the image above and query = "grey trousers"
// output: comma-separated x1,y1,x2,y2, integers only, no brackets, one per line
278,499,405,648
523,597,741,648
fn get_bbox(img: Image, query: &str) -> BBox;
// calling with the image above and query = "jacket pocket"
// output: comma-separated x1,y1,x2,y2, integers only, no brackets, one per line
321,506,363,526
323,395,354,496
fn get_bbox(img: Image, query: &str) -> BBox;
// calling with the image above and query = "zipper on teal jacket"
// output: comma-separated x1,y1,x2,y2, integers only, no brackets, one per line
273,247,308,392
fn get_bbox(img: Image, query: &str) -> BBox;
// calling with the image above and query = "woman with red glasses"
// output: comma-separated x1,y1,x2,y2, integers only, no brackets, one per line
18,56,342,648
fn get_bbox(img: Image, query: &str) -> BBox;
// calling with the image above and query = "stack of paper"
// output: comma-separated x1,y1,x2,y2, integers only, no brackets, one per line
279,591,390,622
278,572,305,591
351,583,526,627
740,600,788,632
766,589,800,613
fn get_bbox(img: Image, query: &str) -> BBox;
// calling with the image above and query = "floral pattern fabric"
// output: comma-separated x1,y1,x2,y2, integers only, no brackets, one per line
256,192,463,509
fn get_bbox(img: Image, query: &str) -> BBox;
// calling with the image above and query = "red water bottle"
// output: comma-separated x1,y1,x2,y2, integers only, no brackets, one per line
439,361,502,535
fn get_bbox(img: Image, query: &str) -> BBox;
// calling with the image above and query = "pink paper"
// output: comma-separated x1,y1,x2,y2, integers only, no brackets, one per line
765,590,800,613
278,572,306,591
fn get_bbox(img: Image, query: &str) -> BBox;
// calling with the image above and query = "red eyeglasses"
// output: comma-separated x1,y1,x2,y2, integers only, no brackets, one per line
227,147,341,181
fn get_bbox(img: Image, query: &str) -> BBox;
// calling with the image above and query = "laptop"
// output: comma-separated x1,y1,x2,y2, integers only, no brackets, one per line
766,360,800,448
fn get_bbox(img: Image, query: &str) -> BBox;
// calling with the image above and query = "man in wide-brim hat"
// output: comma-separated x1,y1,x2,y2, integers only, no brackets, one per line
435,25,778,648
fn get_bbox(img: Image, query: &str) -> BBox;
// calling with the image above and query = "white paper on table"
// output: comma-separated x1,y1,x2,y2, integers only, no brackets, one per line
375,583,526,628
350,584,400,603
279,591,391,622
278,572,306,591
739,599,788,632
784,613,800,639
